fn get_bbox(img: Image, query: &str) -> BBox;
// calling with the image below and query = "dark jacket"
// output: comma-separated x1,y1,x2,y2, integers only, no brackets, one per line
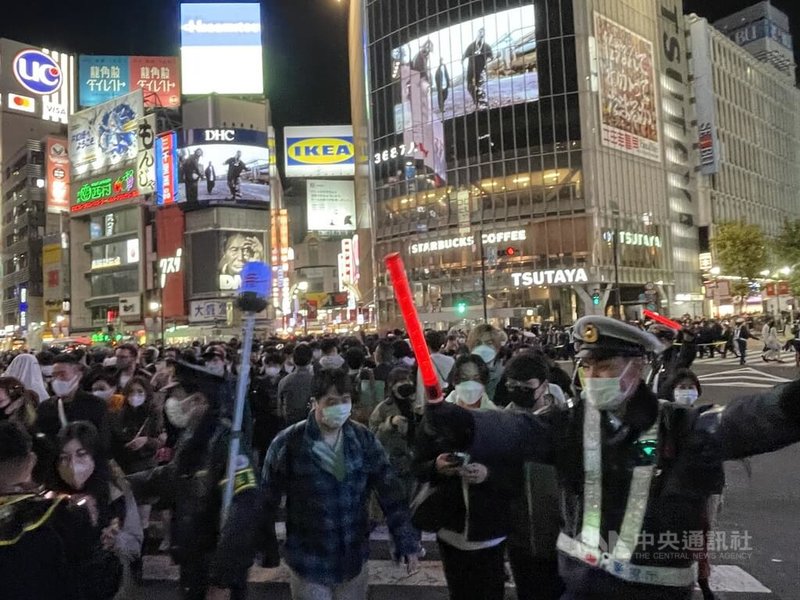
109,403,162,474
413,412,515,542
0,492,96,600
429,379,800,599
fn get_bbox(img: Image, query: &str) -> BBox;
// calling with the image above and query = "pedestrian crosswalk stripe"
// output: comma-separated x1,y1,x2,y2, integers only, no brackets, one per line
141,556,771,592
698,367,792,388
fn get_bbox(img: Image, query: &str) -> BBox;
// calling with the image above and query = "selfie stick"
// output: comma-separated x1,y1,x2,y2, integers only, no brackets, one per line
384,253,442,403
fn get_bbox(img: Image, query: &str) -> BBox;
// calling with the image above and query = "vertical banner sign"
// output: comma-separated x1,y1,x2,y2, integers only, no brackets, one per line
270,209,289,311
690,20,720,175
155,131,179,205
137,114,157,194
46,137,71,213
457,190,471,235
594,13,660,162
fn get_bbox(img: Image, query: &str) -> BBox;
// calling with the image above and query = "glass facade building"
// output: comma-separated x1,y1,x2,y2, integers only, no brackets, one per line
352,0,699,326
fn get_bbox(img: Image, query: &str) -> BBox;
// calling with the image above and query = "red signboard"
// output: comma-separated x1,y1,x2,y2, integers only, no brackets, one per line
156,205,186,318
765,281,791,297
46,136,70,213
129,56,181,109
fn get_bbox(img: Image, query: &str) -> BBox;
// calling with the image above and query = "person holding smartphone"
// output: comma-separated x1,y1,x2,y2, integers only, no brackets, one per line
413,355,512,600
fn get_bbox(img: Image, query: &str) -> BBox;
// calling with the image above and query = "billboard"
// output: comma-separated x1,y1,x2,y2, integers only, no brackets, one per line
136,114,157,195
190,229,267,294
284,125,355,177
594,13,660,162
180,3,264,95
71,167,137,214
690,20,720,175
0,39,75,124
177,128,269,205
306,180,356,233
155,132,180,205
69,89,144,179
45,137,71,213
79,55,181,108
155,206,186,318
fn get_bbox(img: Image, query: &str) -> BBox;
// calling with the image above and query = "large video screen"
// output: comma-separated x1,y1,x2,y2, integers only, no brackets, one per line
393,6,537,121
177,128,269,205
190,229,267,294
180,3,263,95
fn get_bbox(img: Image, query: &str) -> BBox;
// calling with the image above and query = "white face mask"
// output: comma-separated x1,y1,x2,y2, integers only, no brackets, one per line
401,356,416,367
582,363,636,411
283,363,295,374
320,403,351,429
264,366,280,378
673,388,699,406
92,389,114,401
472,344,497,364
128,393,146,408
165,397,190,428
58,456,95,491
455,380,485,406
52,377,79,398
312,350,323,361
206,363,226,377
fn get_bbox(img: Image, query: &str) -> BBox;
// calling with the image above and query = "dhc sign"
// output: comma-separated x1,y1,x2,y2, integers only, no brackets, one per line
13,49,63,95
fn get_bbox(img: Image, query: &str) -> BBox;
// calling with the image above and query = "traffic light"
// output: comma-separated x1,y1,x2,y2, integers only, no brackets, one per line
455,300,468,316
498,246,519,258
592,290,601,306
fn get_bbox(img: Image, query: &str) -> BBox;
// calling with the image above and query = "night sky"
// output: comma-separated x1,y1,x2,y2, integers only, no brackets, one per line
0,0,796,130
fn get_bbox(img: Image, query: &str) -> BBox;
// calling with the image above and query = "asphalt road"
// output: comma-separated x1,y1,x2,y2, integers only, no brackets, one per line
142,354,800,599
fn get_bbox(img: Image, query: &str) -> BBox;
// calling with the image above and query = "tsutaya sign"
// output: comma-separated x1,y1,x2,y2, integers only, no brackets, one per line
410,229,526,255
603,230,662,248
512,268,589,287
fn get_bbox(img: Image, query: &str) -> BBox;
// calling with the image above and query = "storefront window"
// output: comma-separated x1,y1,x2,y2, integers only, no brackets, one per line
89,238,140,270
88,208,138,240
90,270,139,297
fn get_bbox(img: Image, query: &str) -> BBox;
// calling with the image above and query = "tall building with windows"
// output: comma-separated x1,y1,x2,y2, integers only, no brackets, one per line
690,12,800,241
349,0,699,325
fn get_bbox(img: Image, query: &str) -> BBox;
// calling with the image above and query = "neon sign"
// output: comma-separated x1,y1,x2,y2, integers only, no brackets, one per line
71,169,137,213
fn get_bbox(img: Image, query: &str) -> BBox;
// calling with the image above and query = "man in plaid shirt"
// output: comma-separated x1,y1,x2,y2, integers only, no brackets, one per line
259,368,420,599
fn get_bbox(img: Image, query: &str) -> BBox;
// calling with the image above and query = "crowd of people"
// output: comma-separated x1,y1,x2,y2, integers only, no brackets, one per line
1,316,799,600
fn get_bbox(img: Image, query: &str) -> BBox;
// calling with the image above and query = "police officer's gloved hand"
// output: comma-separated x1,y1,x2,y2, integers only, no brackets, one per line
424,401,475,450
681,327,695,343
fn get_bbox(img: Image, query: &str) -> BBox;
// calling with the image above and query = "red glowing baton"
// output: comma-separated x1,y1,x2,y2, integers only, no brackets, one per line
384,252,443,403
643,309,682,331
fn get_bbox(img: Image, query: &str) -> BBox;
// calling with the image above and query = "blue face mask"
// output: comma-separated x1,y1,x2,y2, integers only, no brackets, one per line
472,344,497,364
321,403,351,428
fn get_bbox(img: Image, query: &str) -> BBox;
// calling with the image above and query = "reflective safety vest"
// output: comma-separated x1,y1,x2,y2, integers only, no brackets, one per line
556,401,698,588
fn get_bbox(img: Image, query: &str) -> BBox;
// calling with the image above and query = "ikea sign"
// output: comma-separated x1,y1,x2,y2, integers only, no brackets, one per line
284,125,355,177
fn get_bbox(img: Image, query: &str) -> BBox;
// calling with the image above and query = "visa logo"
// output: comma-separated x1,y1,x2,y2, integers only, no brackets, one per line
287,137,354,165
13,49,63,95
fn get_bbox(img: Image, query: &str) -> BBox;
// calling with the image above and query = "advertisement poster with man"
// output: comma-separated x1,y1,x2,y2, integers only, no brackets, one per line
177,128,270,206
594,13,660,162
190,229,266,294
391,5,538,185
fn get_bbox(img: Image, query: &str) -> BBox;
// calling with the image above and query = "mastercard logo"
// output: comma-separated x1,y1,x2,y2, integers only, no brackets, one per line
8,93,36,113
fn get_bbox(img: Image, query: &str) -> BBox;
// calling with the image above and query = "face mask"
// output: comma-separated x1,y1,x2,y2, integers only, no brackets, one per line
206,363,226,377
119,374,131,388
283,363,295,374
507,388,536,409
455,381,484,406
52,377,78,398
128,393,146,408
312,350,323,361
472,344,497,364
41,366,53,378
674,388,699,406
165,397,190,428
393,382,416,399
93,389,114,401
582,363,636,411
401,356,416,367
58,456,95,491
320,403,351,428
264,366,280,378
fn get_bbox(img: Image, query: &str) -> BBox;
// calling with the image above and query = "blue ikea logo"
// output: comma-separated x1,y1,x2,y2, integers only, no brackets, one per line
286,136,355,166
13,49,63,95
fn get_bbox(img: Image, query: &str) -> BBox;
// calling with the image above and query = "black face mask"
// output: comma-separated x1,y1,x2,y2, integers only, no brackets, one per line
394,383,416,399
507,388,536,408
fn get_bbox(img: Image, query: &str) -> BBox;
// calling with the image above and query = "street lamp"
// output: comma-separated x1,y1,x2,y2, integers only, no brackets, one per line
148,301,163,344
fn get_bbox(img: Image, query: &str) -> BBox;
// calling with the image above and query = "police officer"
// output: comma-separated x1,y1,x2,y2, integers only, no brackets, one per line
427,316,800,600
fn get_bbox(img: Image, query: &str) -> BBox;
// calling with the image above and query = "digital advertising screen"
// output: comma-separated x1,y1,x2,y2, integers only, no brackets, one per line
177,128,270,205
392,6,538,121
190,229,267,294
180,2,264,95
306,180,356,233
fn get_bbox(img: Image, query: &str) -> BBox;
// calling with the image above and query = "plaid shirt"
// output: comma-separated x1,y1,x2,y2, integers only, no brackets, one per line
261,414,418,585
